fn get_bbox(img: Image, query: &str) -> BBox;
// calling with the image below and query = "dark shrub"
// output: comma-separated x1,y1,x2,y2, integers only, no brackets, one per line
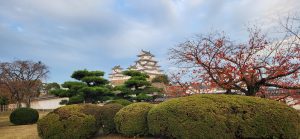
10,108,39,125
37,104,97,139
148,94,300,139
0,96,8,105
107,99,132,106
114,102,153,136
98,104,124,134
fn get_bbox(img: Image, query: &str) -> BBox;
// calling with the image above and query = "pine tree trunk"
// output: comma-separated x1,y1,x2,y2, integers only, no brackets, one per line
16,101,22,108
246,86,260,96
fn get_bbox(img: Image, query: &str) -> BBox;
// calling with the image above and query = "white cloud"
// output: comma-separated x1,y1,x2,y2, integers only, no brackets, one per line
0,0,299,82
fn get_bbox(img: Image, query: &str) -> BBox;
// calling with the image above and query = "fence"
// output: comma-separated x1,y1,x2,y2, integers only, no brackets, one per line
0,105,9,112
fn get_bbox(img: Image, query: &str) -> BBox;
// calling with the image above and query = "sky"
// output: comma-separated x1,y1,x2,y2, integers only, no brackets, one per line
0,0,299,83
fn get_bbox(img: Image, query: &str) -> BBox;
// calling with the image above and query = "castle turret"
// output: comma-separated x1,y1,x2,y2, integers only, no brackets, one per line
109,65,130,86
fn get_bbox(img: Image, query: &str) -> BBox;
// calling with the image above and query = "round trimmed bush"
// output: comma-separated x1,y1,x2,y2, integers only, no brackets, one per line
98,104,124,134
37,104,98,139
114,102,153,136
148,94,300,139
107,99,132,106
10,108,39,125
80,104,103,128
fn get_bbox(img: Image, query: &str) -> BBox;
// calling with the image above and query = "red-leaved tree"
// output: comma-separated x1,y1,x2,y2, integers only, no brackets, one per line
169,18,300,96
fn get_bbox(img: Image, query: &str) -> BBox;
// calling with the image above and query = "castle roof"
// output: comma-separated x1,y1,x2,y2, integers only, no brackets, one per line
138,50,154,57
112,65,123,70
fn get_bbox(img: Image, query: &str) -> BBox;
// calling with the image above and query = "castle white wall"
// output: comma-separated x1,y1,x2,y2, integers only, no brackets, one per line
30,97,68,110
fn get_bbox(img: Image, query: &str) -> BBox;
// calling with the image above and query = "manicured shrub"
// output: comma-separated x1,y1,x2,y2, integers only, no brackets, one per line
148,94,300,139
107,99,132,106
114,102,153,136
37,104,97,139
10,108,39,125
98,104,124,134
80,104,103,128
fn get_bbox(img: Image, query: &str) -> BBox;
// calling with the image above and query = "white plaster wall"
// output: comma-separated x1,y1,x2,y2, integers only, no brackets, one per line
292,104,300,110
30,97,69,110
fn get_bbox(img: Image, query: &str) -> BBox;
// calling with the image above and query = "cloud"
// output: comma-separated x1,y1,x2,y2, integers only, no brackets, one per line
0,0,299,82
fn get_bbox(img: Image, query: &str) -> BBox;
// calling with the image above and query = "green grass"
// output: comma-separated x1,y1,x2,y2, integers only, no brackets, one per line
0,111,48,139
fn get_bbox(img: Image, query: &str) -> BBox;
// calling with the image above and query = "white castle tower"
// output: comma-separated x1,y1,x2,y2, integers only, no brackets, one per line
128,50,163,80
109,50,163,86
109,65,130,86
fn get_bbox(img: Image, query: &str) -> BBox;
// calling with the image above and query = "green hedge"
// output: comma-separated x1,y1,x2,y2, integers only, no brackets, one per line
37,104,98,139
107,99,132,106
114,102,153,136
98,104,124,134
80,104,103,128
10,108,39,125
148,94,300,139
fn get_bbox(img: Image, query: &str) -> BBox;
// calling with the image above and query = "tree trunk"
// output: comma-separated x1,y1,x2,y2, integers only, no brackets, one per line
16,101,22,108
225,89,234,95
25,98,31,108
246,86,260,96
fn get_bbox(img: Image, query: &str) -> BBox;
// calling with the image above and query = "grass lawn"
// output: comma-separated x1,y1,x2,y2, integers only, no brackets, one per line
0,111,48,139
0,111,153,139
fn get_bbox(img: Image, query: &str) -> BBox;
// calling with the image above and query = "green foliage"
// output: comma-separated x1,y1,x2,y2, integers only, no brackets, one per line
71,70,104,80
98,104,124,134
151,74,169,84
62,81,87,90
0,96,8,105
148,94,300,139
68,95,84,104
136,93,153,101
107,99,132,106
45,82,60,90
124,77,151,89
79,86,112,103
114,102,153,137
51,69,113,104
37,105,97,139
49,89,69,97
116,70,161,102
81,76,108,86
123,71,150,89
112,85,133,99
10,108,39,125
123,70,149,78
80,104,103,128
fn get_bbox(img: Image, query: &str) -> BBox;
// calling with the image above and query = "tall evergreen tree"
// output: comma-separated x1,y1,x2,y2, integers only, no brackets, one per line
114,70,162,102
51,70,113,104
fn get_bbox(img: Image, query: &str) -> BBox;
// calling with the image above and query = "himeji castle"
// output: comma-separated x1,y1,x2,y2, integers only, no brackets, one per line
109,50,163,86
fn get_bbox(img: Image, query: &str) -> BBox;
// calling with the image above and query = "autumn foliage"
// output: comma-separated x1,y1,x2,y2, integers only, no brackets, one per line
170,21,300,96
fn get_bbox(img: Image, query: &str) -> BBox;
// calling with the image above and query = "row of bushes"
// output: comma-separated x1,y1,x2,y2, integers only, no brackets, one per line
114,95,300,139
37,95,300,139
37,103,124,139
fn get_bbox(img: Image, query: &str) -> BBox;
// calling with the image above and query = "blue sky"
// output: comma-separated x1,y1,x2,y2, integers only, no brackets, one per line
0,0,299,83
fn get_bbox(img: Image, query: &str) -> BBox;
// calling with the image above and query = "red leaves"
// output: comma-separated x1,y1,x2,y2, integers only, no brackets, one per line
215,39,224,48
170,27,300,96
